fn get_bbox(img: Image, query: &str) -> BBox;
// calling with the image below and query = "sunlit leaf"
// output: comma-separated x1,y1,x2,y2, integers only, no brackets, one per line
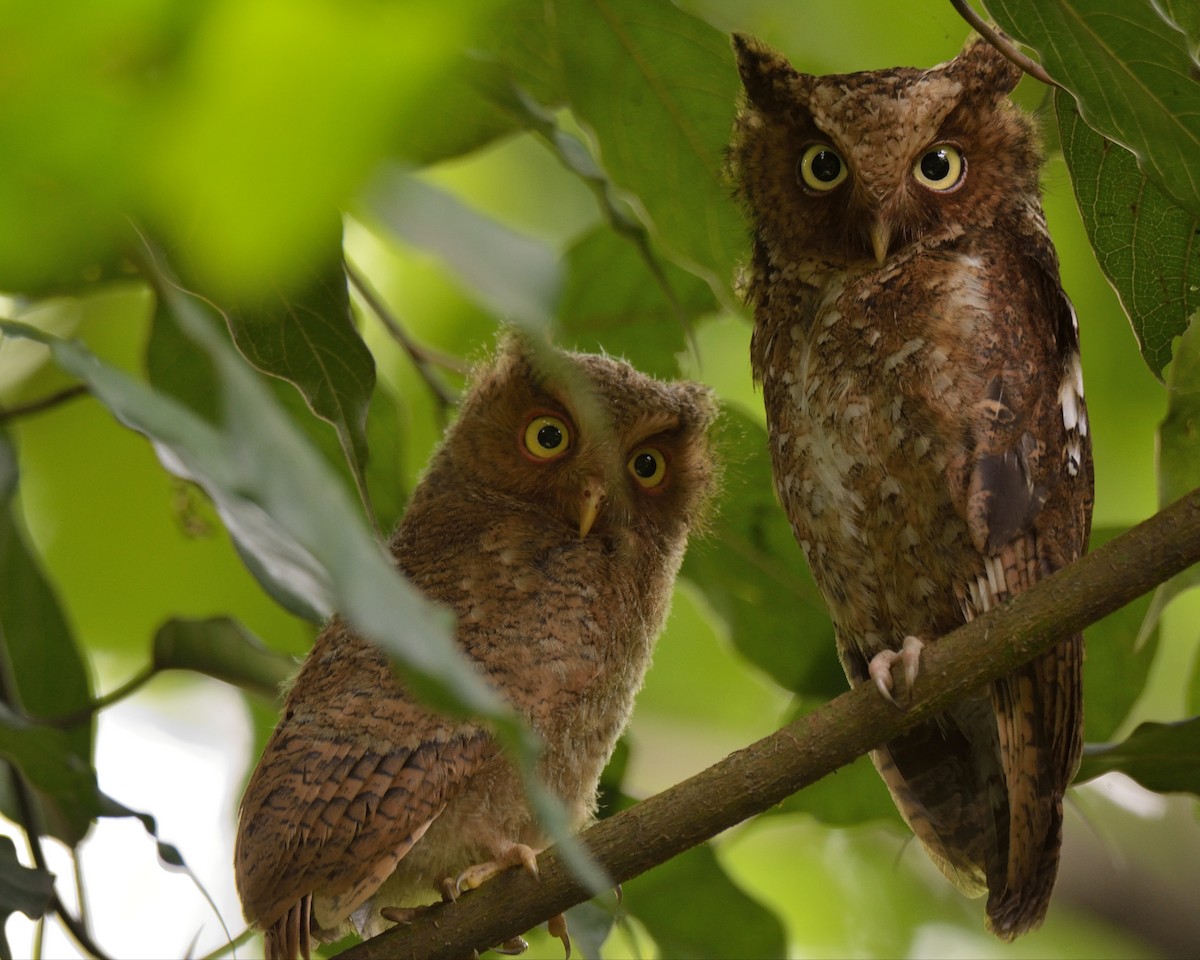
553,0,746,305
1076,718,1200,795
152,617,294,700
623,842,786,959
682,411,840,697
358,169,559,332
1054,95,1199,378
988,0,1200,218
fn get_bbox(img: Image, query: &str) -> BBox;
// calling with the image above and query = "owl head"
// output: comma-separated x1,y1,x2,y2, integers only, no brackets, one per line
424,332,719,553
729,33,1039,266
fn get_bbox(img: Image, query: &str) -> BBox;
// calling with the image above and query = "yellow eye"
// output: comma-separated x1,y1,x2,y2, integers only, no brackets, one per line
797,143,848,192
627,447,667,489
913,145,964,191
522,415,570,460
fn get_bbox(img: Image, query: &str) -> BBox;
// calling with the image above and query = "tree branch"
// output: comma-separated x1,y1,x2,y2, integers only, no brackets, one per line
339,487,1200,960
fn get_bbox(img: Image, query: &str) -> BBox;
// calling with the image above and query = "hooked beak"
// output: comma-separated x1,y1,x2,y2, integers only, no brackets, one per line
578,477,606,538
869,221,891,266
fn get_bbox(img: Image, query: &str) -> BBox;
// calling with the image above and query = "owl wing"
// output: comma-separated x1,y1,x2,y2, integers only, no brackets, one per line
234,695,493,954
953,232,1092,937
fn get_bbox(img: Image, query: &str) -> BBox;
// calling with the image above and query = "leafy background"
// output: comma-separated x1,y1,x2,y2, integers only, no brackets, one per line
0,0,1197,958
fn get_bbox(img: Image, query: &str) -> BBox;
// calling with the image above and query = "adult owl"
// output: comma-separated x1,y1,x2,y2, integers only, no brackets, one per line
728,33,1093,938
234,333,718,959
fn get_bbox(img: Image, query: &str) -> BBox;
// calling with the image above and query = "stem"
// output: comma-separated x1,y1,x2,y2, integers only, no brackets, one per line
949,0,1057,86
338,486,1200,959
0,385,89,423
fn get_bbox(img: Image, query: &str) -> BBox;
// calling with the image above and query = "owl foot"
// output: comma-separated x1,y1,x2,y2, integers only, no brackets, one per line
868,635,924,708
452,841,541,897
548,912,572,958
379,904,431,925
491,935,530,955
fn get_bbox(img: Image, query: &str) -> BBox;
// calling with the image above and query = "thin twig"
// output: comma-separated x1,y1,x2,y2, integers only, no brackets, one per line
41,666,157,728
949,0,1058,87
339,486,1200,959
344,261,463,411
0,385,89,423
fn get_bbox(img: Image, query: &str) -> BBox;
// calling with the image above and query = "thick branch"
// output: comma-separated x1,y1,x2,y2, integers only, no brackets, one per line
340,487,1200,960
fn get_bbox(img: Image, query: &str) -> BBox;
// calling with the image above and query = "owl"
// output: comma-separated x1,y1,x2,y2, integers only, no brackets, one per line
728,33,1093,938
234,333,718,959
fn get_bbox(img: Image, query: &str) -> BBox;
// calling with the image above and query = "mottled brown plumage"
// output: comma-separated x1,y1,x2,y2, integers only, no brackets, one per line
234,334,718,959
728,33,1093,938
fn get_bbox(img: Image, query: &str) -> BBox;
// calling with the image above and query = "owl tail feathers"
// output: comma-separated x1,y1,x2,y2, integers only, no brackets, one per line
983,804,1063,940
262,895,314,960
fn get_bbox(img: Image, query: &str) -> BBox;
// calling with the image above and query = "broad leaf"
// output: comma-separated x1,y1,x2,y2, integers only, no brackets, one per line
357,169,559,332
682,411,841,697
553,0,746,305
1055,95,1199,378
988,0,1200,218
0,834,54,960
775,752,901,827
0,432,94,845
558,226,713,378
152,617,294,700
1076,718,1200,795
1157,315,1200,592
222,227,378,527
623,841,787,960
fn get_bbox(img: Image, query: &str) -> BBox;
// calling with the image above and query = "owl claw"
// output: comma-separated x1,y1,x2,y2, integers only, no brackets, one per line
453,842,541,896
868,635,924,708
491,935,530,955
548,912,571,959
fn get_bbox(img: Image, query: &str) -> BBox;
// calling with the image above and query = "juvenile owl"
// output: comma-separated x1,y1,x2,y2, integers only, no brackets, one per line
728,34,1093,938
234,334,718,959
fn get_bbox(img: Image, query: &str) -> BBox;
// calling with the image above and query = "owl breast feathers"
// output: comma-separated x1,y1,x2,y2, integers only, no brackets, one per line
728,33,1093,939
234,334,718,959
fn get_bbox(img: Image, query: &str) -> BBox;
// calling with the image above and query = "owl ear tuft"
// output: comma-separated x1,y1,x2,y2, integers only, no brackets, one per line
951,33,1025,97
732,33,802,112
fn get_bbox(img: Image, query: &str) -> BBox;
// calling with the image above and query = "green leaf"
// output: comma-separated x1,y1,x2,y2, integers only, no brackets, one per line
558,226,713,378
775,752,901,827
0,432,94,845
1157,0,1200,59
152,617,294,700
0,834,54,960
1076,717,1200,795
623,842,787,960
1054,94,1199,378
357,169,559,332
682,411,841,697
222,228,379,529
553,0,746,304
1157,313,1200,572
1081,526,1161,742
988,0,1200,218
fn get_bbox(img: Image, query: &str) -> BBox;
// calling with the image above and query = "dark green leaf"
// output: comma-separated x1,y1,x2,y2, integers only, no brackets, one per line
1156,313,1200,603
152,617,294,700
222,228,379,527
559,226,714,378
682,410,841,697
553,0,747,304
1054,94,1199,378
1076,718,1200,795
775,752,901,827
1157,0,1200,59
624,842,786,960
0,436,94,845
989,0,1200,218
1082,526,1161,742
358,169,559,332
0,834,54,921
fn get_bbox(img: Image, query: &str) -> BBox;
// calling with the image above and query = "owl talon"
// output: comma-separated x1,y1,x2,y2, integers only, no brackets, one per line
454,842,541,896
868,635,924,708
490,935,529,955
548,912,571,959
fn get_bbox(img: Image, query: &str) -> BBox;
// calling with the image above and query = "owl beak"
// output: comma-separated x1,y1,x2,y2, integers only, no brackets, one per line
869,222,891,265
578,477,606,538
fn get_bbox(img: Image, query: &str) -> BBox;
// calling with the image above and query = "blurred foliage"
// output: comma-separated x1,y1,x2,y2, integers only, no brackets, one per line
0,1,1197,958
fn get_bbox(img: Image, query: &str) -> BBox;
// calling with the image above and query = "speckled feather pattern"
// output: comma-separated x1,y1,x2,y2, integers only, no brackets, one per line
234,336,718,959
729,34,1093,938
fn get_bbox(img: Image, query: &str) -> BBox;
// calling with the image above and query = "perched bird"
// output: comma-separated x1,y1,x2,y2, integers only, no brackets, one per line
234,334,718,959
728,33,1093,938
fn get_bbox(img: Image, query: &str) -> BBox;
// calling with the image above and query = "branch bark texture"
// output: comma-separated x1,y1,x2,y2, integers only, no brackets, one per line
339,487,1200,960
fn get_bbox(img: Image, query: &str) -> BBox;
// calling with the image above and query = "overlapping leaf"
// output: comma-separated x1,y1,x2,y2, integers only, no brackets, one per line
1077,717,1200,795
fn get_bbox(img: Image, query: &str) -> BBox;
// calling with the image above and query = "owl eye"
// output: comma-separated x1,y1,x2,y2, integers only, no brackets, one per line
522,414,571,460
913,145,964,191
797,143,848,192
627,447,667,489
